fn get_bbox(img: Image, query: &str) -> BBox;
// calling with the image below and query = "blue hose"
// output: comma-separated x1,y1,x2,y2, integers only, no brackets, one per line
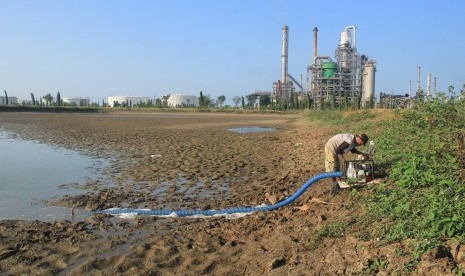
94,171,342,217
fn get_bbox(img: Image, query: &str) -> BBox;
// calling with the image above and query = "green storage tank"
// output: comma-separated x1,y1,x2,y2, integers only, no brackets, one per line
322,62,337,79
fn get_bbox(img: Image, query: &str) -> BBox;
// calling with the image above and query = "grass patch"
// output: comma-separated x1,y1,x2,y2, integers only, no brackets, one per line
305,109,385,127
361,98,465,266
304,100,465,269
309,220,350,246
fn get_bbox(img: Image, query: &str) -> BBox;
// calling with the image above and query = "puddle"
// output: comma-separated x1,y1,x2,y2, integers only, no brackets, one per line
0,130,109,221
227,127,276,133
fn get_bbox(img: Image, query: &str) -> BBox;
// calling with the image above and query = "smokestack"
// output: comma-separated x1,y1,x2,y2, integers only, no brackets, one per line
409,80,412,97
434,77,437,98
313,27,318,65
426,73,431,98
416,66,421,98
281,25,289,83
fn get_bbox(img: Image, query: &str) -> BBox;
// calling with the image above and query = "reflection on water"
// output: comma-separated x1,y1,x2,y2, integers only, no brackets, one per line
227,127,276,133
0,130,108,221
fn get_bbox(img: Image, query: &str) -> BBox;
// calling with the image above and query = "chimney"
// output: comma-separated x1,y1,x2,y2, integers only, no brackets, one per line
416,66,421,98
313,27,318,65
281,25,289,83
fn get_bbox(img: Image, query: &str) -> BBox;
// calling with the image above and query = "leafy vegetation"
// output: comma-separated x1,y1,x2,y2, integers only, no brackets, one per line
309,220,350,246
364,97,465,263
305,109,377,126
0,105,99,113
305,97,465,269
364,257,388,274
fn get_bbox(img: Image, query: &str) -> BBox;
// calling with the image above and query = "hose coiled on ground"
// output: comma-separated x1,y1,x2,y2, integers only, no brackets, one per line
94,171,342,217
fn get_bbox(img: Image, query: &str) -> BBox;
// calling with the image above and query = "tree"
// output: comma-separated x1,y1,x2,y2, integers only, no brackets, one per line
449,85,455,98
43,93,54,106
199,91,205,107
460,84,465,101
241,96,245,109
329,91,335,109
307,94,314,109
56,91,61,106
4,90,8,105
295,92,300,109
259,94,271,108
155,98,162,107
232,96,241,108
30,92,36,105
217,95,226,108
245,93,258,108
203,94,212,107
162,94,170,107
289,92,295,109
344,94,349,109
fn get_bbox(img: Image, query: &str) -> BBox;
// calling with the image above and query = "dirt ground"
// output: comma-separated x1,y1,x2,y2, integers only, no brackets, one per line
0,111,459,275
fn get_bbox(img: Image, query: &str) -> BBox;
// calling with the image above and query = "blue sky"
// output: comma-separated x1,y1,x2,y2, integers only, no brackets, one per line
1,0,464,104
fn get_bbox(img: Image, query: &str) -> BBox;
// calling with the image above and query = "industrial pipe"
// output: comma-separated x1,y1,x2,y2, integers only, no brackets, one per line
344,26,357,48
94,171,343,217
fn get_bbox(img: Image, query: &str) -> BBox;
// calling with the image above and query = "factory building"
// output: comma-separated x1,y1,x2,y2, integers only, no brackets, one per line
107,96,150,107
272,25,377,109
0,96,18,105
308,26,376,109
62,97,90,106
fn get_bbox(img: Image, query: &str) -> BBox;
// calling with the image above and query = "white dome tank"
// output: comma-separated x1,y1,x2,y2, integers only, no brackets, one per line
340,30,351,46
167,94,198,107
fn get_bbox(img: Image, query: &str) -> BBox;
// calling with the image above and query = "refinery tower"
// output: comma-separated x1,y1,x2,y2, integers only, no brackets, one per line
273,25,376,109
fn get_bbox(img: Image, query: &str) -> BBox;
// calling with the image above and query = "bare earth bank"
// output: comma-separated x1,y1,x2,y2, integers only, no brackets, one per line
0,111,456,275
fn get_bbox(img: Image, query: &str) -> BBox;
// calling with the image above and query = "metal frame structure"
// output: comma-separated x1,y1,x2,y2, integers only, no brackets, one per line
308,26,363,109
273,25,376,109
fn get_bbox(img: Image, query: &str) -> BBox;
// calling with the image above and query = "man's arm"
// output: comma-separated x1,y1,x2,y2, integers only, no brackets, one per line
351,147,369,159
336,142,350,163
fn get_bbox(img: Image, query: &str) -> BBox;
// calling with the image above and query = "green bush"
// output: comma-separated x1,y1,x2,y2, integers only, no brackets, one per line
364,98,465,264
305,109,376,126
0,105,100,113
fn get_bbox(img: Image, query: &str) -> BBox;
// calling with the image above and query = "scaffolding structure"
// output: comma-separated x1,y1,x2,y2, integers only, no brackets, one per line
308,26,365,109
335,40,361,105
379,92,411,109
273,25,376,109
272,80,294,103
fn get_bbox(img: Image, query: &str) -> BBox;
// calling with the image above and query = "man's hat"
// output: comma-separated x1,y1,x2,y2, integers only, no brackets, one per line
360,133,369,145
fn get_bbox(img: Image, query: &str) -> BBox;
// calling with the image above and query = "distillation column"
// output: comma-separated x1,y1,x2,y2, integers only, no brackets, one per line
334,26,360,106
361,60,376,108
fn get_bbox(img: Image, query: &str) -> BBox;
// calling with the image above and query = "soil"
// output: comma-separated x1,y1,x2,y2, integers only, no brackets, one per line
0,111,461,275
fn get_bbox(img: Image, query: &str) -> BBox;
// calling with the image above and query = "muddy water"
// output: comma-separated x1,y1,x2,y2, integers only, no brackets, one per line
0,131,108,221
227,126,276,133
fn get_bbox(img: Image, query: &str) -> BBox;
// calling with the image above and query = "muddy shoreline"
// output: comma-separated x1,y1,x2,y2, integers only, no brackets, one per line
0,111,455,275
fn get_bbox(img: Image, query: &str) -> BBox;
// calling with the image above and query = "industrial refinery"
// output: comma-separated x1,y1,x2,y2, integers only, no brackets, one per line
272,25,377,109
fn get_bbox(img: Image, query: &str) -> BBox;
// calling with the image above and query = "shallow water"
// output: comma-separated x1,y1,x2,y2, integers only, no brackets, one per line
0,130,108,221
227,126,276,133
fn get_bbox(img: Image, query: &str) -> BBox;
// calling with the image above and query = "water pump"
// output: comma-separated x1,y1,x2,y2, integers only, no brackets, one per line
342,140,376,186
